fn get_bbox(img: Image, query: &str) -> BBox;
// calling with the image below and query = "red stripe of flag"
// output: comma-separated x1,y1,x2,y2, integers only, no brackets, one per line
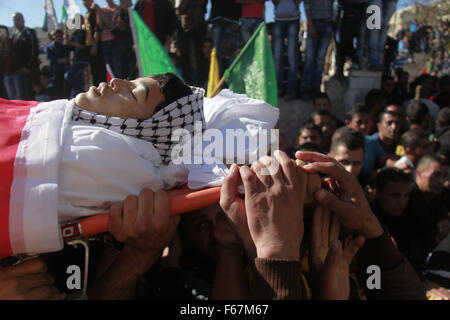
0,98,39,258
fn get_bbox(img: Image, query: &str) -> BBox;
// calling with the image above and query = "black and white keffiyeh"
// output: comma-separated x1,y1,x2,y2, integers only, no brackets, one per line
71,86,205,163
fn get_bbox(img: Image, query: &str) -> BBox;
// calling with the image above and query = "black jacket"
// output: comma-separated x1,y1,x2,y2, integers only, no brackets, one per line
11,27,39,71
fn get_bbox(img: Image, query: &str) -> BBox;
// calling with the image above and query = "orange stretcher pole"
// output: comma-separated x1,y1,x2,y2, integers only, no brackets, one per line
78,186,222,238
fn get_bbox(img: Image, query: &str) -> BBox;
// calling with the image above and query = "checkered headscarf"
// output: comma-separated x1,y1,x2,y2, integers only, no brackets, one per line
71,87,205,162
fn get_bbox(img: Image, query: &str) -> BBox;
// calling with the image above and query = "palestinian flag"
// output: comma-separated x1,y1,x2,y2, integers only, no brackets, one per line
0,98,66,258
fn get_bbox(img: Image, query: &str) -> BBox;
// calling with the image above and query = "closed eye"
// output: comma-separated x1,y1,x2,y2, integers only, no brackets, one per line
130,89,137,101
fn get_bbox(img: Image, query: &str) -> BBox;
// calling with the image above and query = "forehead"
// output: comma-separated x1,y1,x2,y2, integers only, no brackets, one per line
314,115,331,122
334,145,364,160
353,112,368,120
382,113,399,122
301,128,318,135
383,181,411,193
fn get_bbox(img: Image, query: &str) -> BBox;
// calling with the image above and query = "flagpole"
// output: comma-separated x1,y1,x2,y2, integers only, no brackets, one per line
128,8,143,77
211,76,226,97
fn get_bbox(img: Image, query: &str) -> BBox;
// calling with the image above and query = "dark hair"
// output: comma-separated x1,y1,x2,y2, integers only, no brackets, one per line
375,167,410,191
381,75,394,84
299,123,322,137
330,127,365,153
298,142,322,153
345,103,369,122
313,92,331,106
403,128,429,150
438,108,450,127
150,73,193,114
377,108,400,123
364,89,386,111
406,101,429,125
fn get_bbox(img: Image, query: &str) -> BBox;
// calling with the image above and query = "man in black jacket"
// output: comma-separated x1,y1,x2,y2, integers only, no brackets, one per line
3,13,39,100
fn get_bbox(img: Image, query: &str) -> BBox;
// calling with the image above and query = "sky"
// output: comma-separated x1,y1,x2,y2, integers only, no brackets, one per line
0,0,417,29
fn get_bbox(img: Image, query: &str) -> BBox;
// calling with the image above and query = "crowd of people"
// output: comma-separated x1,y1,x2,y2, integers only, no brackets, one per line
0,0,449,301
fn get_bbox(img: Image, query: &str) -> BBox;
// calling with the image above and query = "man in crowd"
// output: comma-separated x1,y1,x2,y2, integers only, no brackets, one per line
82,0,107,86
3,12,39,100
362,109,401,176
110,0,136,80
394,129,433,180
329,127,365,178
436,108,450,162
272,0,300,100
407,154,450,273
371,167,416,258
299,0,335,101
175,0,207,86
345,104,369,136
297,123,323,148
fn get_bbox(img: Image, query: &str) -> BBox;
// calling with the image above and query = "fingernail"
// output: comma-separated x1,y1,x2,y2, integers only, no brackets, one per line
315,189,326,202
331,240,339,252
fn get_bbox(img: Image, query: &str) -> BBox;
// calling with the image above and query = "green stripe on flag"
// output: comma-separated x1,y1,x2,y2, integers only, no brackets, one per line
62,6,67,22
130,10,178,77
224,22,278,107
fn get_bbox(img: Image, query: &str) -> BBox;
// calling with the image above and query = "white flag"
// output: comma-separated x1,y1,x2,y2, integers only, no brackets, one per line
44,0,58,33
64,0,81,20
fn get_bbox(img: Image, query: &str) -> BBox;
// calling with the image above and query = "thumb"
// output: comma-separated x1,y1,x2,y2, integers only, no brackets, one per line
322,240,342,273
315,189,353,218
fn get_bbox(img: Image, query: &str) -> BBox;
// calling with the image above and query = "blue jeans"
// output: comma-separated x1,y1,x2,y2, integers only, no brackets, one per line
3,73,25,100
300,20,333,92
240,18,264,42
367,0,398,68
273,19,299,95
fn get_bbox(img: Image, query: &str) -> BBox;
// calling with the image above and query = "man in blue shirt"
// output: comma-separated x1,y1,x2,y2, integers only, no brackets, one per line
362,108,401,176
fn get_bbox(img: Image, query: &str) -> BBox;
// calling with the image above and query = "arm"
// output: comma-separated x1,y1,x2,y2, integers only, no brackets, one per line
0,258,64,300
220,151,307,299
296,151,426,300
88,189,180,299
305,7,317,38
210,215,248,300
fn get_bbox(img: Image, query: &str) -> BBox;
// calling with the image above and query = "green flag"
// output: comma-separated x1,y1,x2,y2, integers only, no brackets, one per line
61,6,67,22
224,22,277,107
129,9,178,77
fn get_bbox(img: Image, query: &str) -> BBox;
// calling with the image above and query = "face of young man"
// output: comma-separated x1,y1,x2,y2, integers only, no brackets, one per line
416,161,448,195
75,77,165,119
376,181,411,216
179,204,225,262
314,98,331,112
377,113,401,142
298,128,321,146
330,144,364,177
409,138,433,165
313,115,334,140
347,112,369,136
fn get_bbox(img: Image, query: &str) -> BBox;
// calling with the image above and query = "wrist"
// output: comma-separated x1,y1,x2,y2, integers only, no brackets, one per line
256,245,300,261
120,245,160,274
359,211,384,239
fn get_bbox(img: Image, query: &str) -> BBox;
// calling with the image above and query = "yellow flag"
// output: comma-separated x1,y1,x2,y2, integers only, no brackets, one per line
206,47,220,98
